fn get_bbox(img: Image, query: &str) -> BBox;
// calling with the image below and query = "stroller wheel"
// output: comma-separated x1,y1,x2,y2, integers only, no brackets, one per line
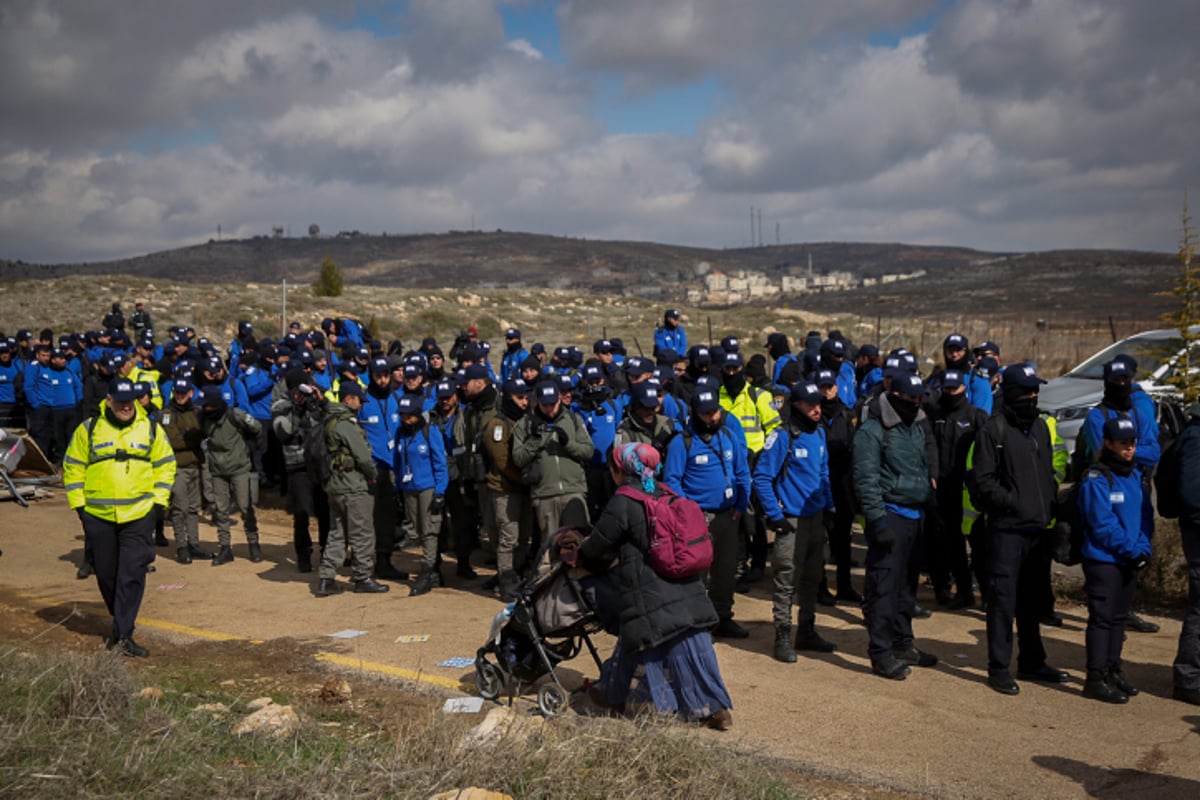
476,661,503,701
537,683,567,717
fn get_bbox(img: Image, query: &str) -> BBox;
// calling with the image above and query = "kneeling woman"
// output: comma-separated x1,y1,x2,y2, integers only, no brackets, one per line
578,442,734,729
1078,416,1151,704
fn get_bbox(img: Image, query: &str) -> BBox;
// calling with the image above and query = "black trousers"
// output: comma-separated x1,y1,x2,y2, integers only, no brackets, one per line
864,511,922,661
930,485,972,596
1176,521,1200,691
829,479,855,591
48,406,79,464
373,464,398,556
80,511,155,641
985,529,1050,677
1083,559,1137,672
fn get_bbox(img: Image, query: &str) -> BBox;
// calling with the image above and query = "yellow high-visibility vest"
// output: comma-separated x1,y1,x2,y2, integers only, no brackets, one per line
62,409,176,523
719,384,781,453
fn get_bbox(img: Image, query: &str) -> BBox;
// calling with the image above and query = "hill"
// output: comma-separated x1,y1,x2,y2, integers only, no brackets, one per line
0,231,1178,319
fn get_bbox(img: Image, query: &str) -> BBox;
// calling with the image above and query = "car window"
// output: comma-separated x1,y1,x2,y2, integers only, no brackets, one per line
1067,335,1183,379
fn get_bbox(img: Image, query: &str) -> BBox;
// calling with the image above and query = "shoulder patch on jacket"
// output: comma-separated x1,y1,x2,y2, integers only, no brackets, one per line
763,430,779,451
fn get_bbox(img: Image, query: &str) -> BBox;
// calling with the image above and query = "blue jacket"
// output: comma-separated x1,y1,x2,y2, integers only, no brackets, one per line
653,325,688,357
578,398,621,465
23,363,45,408
1079,396,1161,470
0,361,19,403
234,365,275,421
772,353,797,386
753,423,833,521
39,365,82,408
663,413,750,513
858,366,883,398
393,423,448,494
359,389,401,468
968,374,993,414
837,361,857,408
500,347,528,383
1079,465,1148,564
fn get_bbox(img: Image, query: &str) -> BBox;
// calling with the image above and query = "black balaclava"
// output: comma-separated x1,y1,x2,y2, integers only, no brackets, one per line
792,405,819,434
891,392,920,426
938,390,967,413
721,370,746,398
1002,383,1039,428
199,398,228,426
819,394,842,420
768,337,790,359
1102,379,1133,411
501,394,527,422
579,382,611,409
693,411,722,437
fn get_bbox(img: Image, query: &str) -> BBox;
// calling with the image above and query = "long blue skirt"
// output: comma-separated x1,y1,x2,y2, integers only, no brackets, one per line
599,628,733,720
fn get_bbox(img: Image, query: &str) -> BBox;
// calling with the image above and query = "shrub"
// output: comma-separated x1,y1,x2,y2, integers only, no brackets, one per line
312,257,344,298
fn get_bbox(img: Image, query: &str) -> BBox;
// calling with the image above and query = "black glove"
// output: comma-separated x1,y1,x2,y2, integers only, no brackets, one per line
552,426,570,446
1129,552,1150,571
768,517,794,536
865,516,895,550
822,509,837,536
429,494,445,516
366,478,377,496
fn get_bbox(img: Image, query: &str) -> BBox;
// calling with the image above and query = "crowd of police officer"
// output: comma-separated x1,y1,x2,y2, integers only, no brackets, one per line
4,302,1197,708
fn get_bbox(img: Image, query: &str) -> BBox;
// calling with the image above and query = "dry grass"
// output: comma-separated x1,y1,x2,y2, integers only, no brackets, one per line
0,275,1130,379
0,646,803,800
1144,517,1191,606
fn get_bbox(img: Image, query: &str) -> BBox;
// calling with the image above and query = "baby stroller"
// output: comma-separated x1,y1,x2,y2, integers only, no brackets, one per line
474,529,607,716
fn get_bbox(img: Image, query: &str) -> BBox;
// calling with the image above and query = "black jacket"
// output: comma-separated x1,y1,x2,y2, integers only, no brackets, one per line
580,486,717,653
927,396,988,490
968,411,1057,531
821,399,856,505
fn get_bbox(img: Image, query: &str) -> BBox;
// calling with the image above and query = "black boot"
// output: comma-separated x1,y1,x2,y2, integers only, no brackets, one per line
410,569,437,597
315,578,342,597
248,543,263,563
375,558,410,581
188,542,213,560
354,577,390,594
1083,669,1128,704
176,547,192,565
773,625,796,663
211,546,235,566
76,561,93,579
817,577,838,606
795,627,837,653
155,528,169,547
1108,666,1139,697
114,637,149,658
836,584,864,604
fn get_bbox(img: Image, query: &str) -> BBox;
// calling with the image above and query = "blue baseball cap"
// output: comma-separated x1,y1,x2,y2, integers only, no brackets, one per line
691,388,721,414
534,382,559,405
942,370,965,390
434,380,456,399
1103,417,1137,442
397,395,422,415
630,382,660,409
502,378,529,395
108,378,139,401
790,382,821,404
893,374,927,398
1001,363,1046,389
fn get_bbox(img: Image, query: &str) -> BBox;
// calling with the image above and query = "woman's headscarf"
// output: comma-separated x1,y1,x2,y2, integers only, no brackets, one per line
615,442,661,494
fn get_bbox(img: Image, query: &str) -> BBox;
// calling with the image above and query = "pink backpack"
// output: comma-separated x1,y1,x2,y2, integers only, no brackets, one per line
616,484,713,579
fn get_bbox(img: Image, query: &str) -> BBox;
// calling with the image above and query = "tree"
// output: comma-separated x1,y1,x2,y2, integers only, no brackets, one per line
1161,193,1200,402
312,256,344,297
308,223,320,237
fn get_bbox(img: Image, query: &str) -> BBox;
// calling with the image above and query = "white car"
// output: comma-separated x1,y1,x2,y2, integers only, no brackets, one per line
1038,327,1190,450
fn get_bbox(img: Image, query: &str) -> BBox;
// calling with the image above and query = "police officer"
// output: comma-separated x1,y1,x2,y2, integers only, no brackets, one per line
1078,417,1149,703
1155,401,1200,705
926,370,988,609
576,363,621,519
359,357,407,581
450,363,501,579
161,380,213,565
63,377,175,657
612,381,678,460
755,382,837,661
316,381,389,596
395,394,449,595
766,332,802,387
663,386,751,638
815,368,861,603
654,309,688,359
852,373,938,680
969,364,1069,695
500,328,527,384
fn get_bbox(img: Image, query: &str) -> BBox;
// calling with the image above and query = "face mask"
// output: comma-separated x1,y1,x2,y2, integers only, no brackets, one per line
938,391,966,411
694,413,722,436
722,371,746,397
891,394,919,425
1007,396,1040,425
1103,381,1133,411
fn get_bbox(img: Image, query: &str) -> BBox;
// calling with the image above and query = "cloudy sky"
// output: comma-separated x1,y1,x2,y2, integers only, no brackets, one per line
2,0,1197,263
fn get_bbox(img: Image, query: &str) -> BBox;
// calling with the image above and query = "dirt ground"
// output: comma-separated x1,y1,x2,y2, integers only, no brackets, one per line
2,492,1199,799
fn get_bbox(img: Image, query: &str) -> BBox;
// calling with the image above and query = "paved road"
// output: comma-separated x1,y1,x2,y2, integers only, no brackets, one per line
2,494,1198,799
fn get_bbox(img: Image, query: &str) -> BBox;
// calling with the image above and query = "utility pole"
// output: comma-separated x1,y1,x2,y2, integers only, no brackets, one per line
756,208,763,248
750,206,756,247
281,279,287,338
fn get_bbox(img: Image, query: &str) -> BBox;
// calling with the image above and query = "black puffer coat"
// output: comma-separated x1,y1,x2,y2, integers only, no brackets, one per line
580,482,717,653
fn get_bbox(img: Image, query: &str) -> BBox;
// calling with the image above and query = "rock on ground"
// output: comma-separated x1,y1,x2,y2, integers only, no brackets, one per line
233,704,300,738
